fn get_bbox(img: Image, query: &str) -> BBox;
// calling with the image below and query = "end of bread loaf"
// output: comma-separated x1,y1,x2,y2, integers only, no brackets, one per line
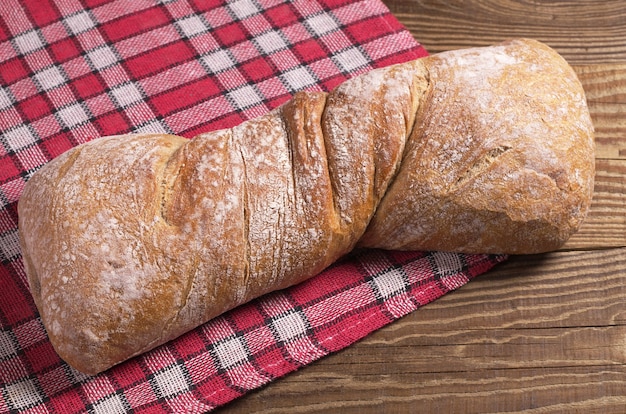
18,134,201,374
359,39,595,254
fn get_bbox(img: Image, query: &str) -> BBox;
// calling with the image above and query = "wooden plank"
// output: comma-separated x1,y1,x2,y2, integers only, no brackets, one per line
390,0,626,64
390,1,626,247
222,249,626,413
222,2,626,412
410,248,626,329
222,366,626,413
575,65,626,161
563,159,626,249
566,65,626,249
390,4,626,163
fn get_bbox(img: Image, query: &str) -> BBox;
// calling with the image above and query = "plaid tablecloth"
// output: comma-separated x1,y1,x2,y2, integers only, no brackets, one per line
0,0,507,412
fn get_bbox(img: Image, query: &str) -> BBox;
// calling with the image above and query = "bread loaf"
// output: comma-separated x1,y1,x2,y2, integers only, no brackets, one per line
17,39,595,375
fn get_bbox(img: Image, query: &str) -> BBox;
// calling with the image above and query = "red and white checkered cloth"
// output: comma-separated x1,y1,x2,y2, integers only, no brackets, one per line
0,0,507,412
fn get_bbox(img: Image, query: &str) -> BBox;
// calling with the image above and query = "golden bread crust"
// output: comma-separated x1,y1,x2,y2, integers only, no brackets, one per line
18,39,594,374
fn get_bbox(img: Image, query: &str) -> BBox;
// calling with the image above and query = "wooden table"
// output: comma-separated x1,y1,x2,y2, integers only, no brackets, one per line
223,1,626,412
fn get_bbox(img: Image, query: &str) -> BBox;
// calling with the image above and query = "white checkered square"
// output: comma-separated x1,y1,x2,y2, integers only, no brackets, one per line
57,103,90,128
333,47,369,72
4,378,44,411
153,365,190,398
372,268,406,299
64,10,97,35
433,251,463,275
281,66,317,91
91,393,127,414
0,329,18,359
34,66,66,91
176,15,209,38
214,336,248,369
110,83,144,108
305,13,339,37
0,87,14,110
13,29,44,55
0,229,21,262
228,0,260,20
272,311,308,342
201,49,235,73
227,85,263,109
4,125,37,152
86,45,119,71
254,31,287,54
134,119,169,134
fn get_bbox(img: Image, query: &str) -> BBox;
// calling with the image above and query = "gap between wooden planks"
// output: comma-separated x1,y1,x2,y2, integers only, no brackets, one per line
222,249,626,413
388,1,626,250
389,0,626,66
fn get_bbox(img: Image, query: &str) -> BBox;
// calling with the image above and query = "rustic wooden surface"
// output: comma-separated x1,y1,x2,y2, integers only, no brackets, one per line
221,1,626,412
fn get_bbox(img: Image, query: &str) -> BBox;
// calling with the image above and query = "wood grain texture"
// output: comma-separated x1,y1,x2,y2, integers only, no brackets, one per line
223,250,626,413
391,0,626,64
562,66,626,249
564,159,626,249
576,65,626,160
390,4,626,251
220,1,626,412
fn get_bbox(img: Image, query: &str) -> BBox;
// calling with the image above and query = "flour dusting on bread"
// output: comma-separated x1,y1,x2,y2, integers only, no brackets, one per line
18,39,595,374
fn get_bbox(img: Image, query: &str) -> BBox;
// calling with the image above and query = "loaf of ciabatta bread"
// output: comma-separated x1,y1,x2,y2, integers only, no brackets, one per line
17,39,595,375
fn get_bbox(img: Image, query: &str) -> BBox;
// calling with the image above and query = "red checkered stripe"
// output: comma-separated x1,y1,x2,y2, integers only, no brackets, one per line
0,0,426,277
0,0,424,190
0,0,507,412
0,250,505,413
